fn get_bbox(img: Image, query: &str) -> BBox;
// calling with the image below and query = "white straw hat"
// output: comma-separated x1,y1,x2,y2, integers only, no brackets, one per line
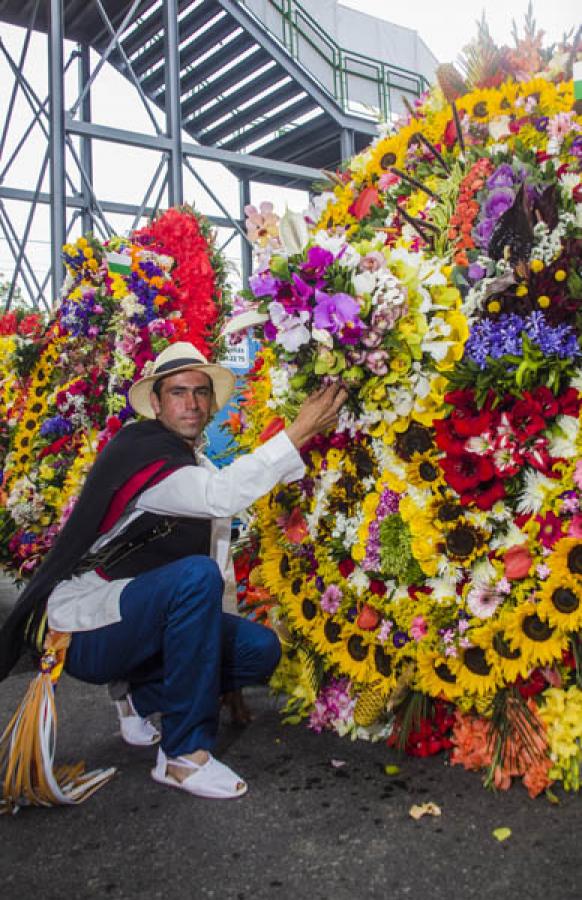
128,341,236,418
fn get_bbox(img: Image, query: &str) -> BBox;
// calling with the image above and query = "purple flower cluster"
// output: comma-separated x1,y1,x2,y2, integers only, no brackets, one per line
60,290,104,337
40,415,73,438
250,244,364,352
126,271,160,325
308,677,355,733
465,312,580,369
474,163,518,251
363,488,400,570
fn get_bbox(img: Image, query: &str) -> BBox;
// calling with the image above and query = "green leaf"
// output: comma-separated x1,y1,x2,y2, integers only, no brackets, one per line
492,827,512,842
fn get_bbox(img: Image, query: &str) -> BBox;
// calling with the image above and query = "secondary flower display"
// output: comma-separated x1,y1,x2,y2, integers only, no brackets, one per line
229,24,582,796
0,207,231,575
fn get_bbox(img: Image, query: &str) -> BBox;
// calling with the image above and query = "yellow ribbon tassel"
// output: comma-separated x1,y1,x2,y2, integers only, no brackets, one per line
0,630,116,813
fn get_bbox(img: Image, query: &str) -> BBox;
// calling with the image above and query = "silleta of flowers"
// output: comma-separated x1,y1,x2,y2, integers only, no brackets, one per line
0,206,230,576
229,22,582,796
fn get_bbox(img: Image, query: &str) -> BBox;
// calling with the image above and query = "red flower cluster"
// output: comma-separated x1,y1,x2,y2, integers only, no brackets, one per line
388,700,455,757
0,310,44,338
436,386,575,510
447,157,493,265
133,208,220,359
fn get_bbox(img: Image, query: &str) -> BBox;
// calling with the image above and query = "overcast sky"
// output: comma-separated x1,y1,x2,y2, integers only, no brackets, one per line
341,0,579,63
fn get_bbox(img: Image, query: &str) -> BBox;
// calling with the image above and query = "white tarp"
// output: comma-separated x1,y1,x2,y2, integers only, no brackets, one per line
242,0,438,115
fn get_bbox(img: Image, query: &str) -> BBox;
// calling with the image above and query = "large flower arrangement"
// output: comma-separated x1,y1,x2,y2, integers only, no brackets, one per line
230,24,582,795
0,207,230,576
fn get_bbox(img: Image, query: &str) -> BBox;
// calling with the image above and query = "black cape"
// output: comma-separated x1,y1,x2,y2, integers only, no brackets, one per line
0,420,196,681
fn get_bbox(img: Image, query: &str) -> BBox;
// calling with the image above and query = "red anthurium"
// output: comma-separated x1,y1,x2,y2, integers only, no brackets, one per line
259,416,286,443
443,118,457,149
282,507,309,544
350,186,380,221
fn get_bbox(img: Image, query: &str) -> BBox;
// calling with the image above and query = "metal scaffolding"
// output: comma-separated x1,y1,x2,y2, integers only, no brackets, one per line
0,0,430,309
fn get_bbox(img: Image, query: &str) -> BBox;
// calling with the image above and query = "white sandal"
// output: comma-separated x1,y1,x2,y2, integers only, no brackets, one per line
151,748,248,799
115,694,161,747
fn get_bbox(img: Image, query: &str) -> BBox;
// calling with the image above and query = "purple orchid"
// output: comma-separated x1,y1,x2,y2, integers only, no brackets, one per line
301,246,334,278
276,279,311,315
249,270,279,298
267,300,311,353
313,291,361,336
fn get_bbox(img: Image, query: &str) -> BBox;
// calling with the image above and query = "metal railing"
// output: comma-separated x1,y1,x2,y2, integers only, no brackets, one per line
241,0,430,119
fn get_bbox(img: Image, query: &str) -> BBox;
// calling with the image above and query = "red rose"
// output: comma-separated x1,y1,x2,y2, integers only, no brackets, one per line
503,544,532,580
338,558,355,578
369,579,387,597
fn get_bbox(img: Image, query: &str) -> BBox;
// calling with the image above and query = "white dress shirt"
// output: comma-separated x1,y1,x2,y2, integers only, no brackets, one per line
47,430,305,632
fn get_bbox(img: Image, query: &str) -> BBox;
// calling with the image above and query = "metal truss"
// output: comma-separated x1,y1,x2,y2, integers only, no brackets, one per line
0,0,323,310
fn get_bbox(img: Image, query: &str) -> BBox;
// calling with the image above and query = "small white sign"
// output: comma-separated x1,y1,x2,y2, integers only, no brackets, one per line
224,336,250,370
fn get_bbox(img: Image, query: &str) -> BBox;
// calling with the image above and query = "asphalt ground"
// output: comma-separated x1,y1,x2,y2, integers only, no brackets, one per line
0,575,580,900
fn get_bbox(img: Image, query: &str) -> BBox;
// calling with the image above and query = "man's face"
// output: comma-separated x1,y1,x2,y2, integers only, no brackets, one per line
150,370,213,444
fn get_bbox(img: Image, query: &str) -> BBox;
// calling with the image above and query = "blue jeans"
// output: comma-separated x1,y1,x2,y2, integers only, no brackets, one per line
65,556,281,756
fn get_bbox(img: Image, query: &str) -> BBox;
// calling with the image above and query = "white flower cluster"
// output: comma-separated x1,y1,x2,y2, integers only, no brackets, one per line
6,476,45,526
331,510,364,548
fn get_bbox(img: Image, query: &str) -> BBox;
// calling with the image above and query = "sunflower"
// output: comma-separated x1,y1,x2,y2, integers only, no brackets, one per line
416,649,463,700
440,521,486,566
279,575,322,639
404,451,445,491
546,537,582,579
393,421,434,462
472,617,529,683
430,495,464,531
325,621,377,685
503,602,569,669
450,645,502,697
310,615,344,658
537,572,582,632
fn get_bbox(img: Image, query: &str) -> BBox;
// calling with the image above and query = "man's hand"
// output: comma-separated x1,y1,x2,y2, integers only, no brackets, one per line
286,382,348,449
